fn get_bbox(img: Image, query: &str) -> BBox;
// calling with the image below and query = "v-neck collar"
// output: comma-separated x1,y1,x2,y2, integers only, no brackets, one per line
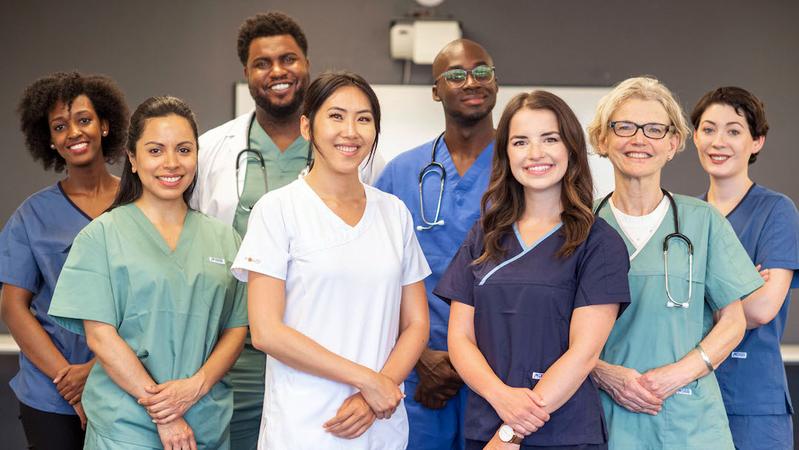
57,181,96,221
124,204,195,257
701,182,757,219
439,139,494,189
479,222,562,285
298,177,371,232
602,199,673,262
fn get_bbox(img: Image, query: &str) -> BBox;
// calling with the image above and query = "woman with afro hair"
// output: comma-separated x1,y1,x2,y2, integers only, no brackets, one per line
0,71,128,449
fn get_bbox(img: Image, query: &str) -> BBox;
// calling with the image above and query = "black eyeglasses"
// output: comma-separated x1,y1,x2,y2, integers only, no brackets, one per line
609,121,674,140
435,65,495,88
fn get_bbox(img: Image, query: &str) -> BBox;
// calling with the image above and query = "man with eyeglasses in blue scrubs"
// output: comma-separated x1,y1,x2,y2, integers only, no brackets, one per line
375,39,497,450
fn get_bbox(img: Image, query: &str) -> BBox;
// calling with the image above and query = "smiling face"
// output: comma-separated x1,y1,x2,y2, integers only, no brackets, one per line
507,108,568,199
300,85,376,177
129,114,197,206
47,94,108,168
694,103,764,181
432,41,497,125
245,34,310,118
600,98,678,182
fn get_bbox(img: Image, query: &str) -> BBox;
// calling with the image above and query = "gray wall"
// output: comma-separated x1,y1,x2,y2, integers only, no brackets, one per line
1,0,798,341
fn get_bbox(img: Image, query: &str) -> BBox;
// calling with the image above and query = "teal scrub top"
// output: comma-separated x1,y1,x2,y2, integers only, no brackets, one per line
233,120,308,236
596,194,763,450
48,204,247,449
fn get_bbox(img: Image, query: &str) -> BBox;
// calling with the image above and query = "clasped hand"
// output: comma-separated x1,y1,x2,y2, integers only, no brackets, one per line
414,349,463,409
138,376,203,424
488,386,549,437
596,363,690,415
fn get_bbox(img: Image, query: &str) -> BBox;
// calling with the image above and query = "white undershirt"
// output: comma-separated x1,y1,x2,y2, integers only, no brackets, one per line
609,195,670,254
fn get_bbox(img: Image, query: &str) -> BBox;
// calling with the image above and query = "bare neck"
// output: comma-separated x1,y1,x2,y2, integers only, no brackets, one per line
134,195,188,226
521,187,563,224
612,173,664,216
707,171,753,212
443,116,495,175
61,158,117,194
304,166,364,201
254,107,302,152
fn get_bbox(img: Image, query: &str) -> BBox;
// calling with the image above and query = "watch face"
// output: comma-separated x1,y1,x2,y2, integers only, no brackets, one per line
498,424,514,442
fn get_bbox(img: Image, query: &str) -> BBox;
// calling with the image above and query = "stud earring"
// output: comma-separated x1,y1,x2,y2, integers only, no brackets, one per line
102,130,108,136
50,144,55,149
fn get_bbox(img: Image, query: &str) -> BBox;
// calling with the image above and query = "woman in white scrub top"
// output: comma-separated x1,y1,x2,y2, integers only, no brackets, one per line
232,71,431,450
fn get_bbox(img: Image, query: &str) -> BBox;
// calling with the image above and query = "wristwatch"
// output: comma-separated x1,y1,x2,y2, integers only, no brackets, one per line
498,424,523,444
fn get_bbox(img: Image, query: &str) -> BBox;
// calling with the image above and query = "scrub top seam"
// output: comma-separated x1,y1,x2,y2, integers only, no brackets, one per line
479,223,562,286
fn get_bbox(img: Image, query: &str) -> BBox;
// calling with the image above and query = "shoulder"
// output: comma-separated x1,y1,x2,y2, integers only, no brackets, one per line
190,210,239,239
14,184,62,214
199,112,249,144
751,185,798,216
252,179,302,214
381,140,434,173
585,217,627,253
672,193,722,220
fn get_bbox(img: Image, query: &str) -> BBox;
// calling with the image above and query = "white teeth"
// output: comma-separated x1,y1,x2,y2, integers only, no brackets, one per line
625,152,651,159
335,145,358,154
710,155,729,161
68,142,88,151
524,164,552,173
158,176,182,183
270,83,290,91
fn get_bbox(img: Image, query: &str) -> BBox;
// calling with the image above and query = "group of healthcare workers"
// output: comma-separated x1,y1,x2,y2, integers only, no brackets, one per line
0,9,797,450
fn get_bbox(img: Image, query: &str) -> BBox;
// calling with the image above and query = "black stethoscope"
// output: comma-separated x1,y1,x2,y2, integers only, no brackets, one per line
417,132,447,231
594,188,694,308
235,114,313,212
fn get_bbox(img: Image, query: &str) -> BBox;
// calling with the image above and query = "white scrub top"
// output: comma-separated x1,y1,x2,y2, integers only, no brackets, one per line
231,178,431,450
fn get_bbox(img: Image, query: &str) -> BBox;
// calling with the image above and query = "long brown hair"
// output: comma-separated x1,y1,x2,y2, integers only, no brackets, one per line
476,90,594,264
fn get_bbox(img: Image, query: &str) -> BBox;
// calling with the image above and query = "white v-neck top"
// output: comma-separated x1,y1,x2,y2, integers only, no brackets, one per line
232,177,431,450
610,195,669,256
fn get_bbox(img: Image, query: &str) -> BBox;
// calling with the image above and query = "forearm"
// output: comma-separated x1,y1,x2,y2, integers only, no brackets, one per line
675,301,746,382
254,321,374,390
84,321,156,399
3,303,69,378
192,327,247,397
741,269,792,329
533,348,599,413
379,319,428,385
449,333,505,400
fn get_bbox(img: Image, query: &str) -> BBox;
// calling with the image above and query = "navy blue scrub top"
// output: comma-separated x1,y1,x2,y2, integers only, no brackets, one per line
434,218,631,446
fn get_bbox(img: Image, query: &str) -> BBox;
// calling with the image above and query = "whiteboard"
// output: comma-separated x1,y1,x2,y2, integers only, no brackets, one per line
235,83,614,196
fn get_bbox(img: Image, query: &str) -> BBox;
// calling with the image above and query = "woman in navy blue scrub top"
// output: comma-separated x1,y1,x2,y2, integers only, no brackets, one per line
435,91,631,450
0,72,128,449
692,87,799,450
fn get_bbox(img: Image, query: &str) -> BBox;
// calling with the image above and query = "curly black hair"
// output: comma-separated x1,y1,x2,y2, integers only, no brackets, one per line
237,12,308,66
17,71,129,172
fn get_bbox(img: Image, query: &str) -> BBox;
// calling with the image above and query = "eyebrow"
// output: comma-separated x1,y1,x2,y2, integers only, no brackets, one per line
327,106,373,115
446,61,489,70
701,119,744,127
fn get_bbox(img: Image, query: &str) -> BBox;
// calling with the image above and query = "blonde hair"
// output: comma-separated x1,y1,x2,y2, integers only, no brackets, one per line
587,76,691,155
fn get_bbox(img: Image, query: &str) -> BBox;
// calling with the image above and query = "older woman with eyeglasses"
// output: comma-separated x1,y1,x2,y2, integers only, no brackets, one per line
586,76,763,450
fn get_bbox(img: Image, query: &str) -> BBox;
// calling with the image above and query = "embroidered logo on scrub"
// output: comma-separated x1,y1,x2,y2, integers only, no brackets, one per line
244,256,261,264
531,372,543,380
676,387,693,396
209,257,226,265
731,351,747,359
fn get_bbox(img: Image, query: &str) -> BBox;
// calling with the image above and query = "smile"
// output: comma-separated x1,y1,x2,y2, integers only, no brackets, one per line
66,142,89,153
624,151,652,159
268,82,293,92
335,144,359,155
157,175,183,186
709,154,730,162
523,164,554,174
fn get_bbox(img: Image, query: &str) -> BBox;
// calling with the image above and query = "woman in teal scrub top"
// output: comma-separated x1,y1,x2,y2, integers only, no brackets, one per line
586,77,763,450
49,97,248,450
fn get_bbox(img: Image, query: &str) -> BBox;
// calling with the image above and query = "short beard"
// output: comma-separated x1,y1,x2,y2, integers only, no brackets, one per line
446,105,493,127
251,86,305,120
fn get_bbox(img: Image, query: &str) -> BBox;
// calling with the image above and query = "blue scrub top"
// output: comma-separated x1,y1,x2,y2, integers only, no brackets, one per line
703,184,799,416
433,219,631,446
0,183,93,414
375,138,494,359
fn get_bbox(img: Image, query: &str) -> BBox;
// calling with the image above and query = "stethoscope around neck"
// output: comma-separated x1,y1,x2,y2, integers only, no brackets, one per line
594,188,694,308
235,114,313,212
416,132,447,231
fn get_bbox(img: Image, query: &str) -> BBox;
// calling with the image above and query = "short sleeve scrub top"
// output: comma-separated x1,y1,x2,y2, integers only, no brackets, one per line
433,218,631,448
231,178,431,450
48,204,248,449
595,194,764,450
